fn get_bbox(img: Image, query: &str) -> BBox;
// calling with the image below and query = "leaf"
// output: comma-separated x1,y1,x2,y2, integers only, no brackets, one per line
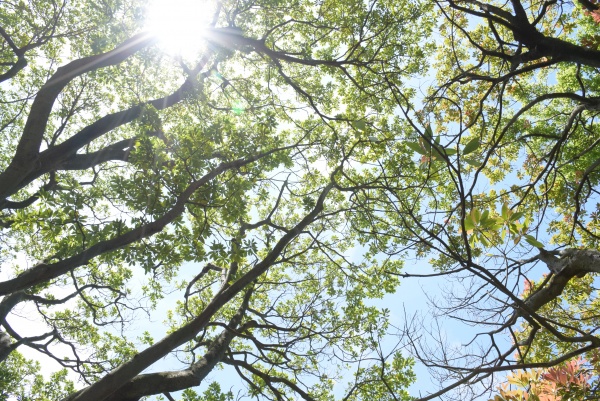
464,216,475,231
469,209,479,225
463,137,480,155
353,120,366,131
525,235,544,248
464,158,482,167
419,137,431,151
406,141,427,155
481,209,489,222
482,219,496,229
510,211,524,222
501,202,509,220
444,148,457,155
478,234,490,247
424,125,433,138
430,146,445,161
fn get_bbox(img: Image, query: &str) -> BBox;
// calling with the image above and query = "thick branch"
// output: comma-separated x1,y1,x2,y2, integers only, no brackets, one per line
0,56,27,83
0,33,156,200
0,57,208,203
505,248,600,329
0,148,286,296
0,291,26,361
59,146,132,170
67,182,334,401
98,289,254,401
577,0,600,12
0,26,27,82
445,0,600,68
538,248,600,275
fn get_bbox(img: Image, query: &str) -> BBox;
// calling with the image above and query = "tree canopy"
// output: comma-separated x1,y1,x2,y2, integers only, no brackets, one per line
1,0,600,400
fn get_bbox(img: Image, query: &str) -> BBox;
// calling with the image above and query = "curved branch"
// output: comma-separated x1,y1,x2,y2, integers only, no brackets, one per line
0,57,210,204
0,147,289,296
0,33,156,200
67,181,334,401
97,288,254,401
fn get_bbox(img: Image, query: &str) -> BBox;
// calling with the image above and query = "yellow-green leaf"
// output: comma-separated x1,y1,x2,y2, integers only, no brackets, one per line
463,137,480,155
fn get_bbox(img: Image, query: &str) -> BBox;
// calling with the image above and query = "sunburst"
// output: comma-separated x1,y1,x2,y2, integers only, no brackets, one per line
145,0,216,59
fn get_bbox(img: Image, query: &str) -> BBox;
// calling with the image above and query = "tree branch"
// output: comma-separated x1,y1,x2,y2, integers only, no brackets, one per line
97,288,254,401
0,33,156,200
67,181,334,401
0,147,289,296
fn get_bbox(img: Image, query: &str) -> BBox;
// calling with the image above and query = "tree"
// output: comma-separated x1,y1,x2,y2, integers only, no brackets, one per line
0,0,430,400
4,0,600,400
333,0,600,399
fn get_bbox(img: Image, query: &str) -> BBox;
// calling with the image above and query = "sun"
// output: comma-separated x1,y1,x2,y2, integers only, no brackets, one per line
145,0,216,59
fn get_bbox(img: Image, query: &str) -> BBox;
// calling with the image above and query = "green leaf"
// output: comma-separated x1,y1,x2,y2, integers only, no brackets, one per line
443,148,457,155
501,202,509,220
464,158,482,167
469,209,479,225
406,141,426,155
481,209,489,222
524,235,544,248
430,146,445,161
464,216,475,231
482,219,496,229
463,138,480,155
492,218,504,230
478,233,490,247
510,211,524,222
353,120,367,131
424,125,433,138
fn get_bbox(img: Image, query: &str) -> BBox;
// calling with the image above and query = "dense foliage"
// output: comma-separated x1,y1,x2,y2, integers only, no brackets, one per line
0,0,429,400
1,0,600,400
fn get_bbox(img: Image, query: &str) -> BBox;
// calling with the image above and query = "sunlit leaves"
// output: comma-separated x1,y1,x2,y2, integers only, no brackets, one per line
490,358,591,401
462,137,480,155
344,352,415,401
463,207,501,247
405,141,426,154
461,202,539,249
524,234,544,249
0,352,75,401
0,0,432,398
181,382,233,401
352,120,367,131
405,127,484,173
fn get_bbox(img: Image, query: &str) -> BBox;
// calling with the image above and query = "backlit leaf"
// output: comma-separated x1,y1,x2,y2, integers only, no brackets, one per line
463,137,480,155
